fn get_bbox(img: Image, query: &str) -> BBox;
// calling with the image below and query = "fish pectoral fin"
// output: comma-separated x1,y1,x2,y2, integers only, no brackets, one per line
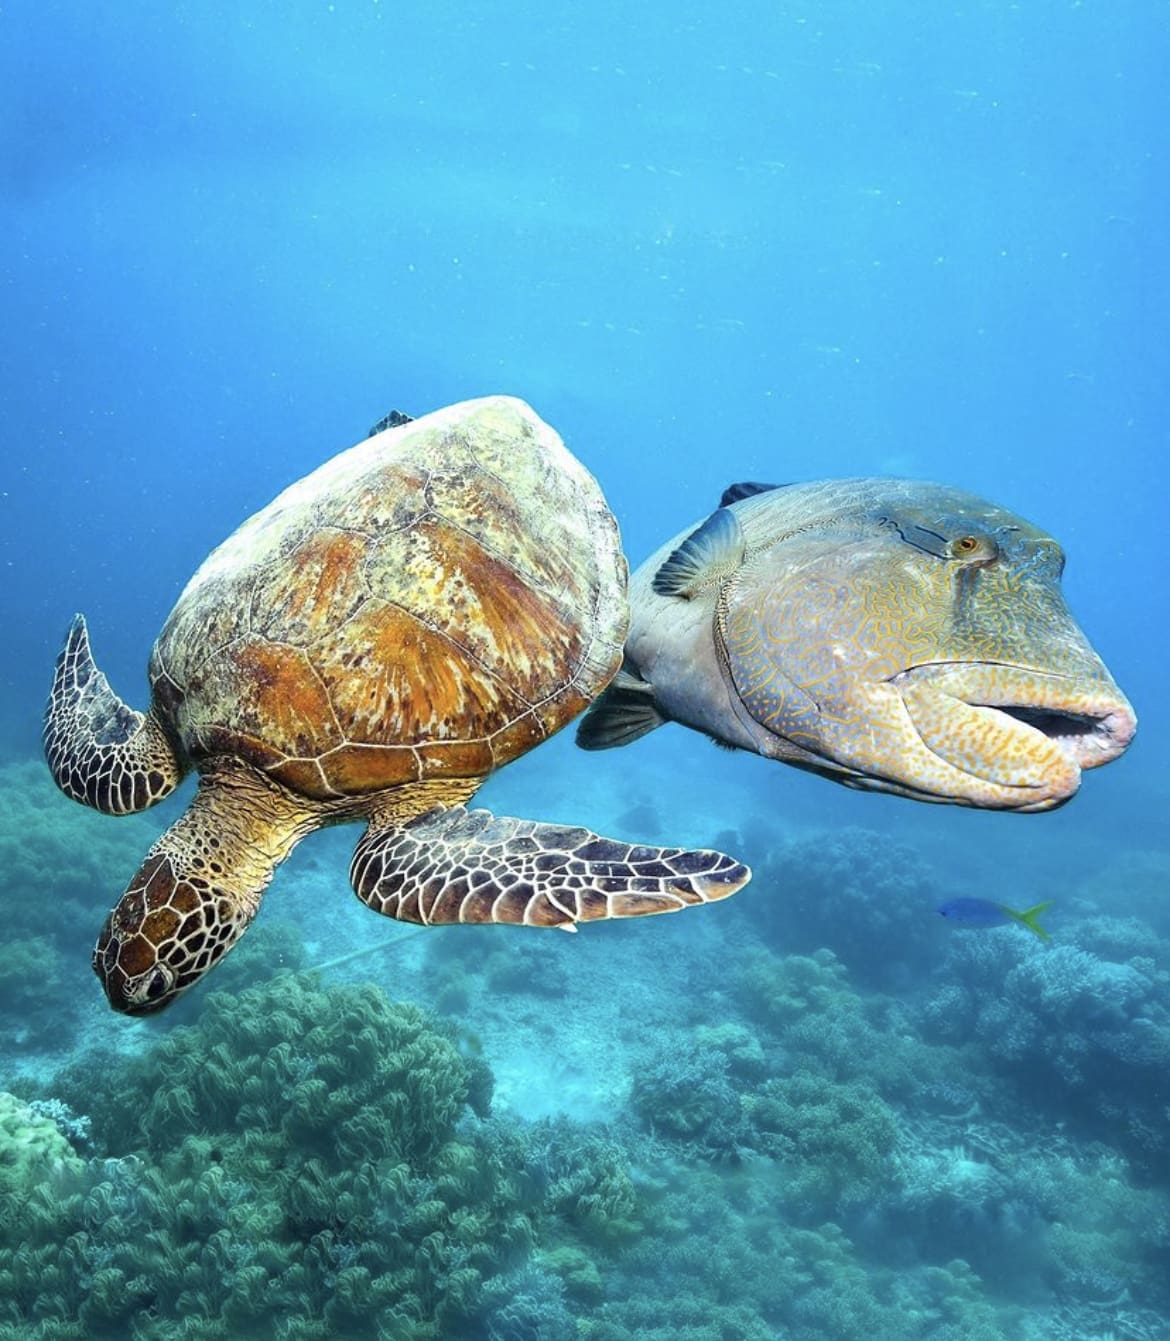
719,481,787,507
575,670,666,750
652,506,746,598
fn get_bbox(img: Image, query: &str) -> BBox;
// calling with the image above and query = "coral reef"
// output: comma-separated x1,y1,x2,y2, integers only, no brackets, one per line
0,1092,84,1197
4,769,1168,1339
917,929,1170,1168
741,826,940,989
628,1035,746,1160
0,760,156,950
745,1073,898,1214
4,974,532,1338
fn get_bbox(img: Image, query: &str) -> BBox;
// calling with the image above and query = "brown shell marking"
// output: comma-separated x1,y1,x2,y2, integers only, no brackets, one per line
252,526,372,647
149,398,624,801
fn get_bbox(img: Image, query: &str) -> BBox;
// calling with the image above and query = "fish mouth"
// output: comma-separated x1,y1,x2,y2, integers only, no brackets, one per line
985,701,1135,772
887,661,1137,810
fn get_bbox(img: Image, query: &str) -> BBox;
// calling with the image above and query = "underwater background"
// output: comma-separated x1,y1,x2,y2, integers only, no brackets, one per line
2,2,1168,1338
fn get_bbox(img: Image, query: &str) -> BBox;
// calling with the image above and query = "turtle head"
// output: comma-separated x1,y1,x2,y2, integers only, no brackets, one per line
92,767,308,1014
723,483,1136,810
92,852,248,1015
91,761,308,1008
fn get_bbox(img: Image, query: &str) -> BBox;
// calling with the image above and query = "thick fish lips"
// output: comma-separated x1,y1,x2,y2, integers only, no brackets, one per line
890,662,1137,811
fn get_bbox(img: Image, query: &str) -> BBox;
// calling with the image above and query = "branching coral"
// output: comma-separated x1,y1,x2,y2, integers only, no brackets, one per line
923,934,1170,1167
733,946,860,1041
692,1022,768,1083
628,1034,747,1160
5,975,542,1338
469,1112,641,1250
744,1074,899,1216
582,1160,1020,1341
474,1262,577,1341
730,946,952,1102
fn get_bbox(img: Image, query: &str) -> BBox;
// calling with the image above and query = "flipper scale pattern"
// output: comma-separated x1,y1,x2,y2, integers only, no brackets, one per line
44,615,182,815
350,804,751,928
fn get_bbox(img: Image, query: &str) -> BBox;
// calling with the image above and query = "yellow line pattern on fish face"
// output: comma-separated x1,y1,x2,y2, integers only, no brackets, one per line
698,480,1135,809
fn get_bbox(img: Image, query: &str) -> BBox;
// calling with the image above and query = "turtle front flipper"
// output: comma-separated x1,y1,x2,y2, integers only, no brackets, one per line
44,614,184,815
94,763,316,1014
350,805,751,928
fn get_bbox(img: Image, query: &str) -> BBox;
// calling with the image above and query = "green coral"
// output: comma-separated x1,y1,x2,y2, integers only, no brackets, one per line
0,938,67,1046
0,1092,84,1199
628,1036,745,1159
579,1160,1023,1341
732,946,970,1105
692,1021,767,1082
5,974,539,1339
540,1245,603,1306
474,1115,640,1248
744,1074,898,1214
532,1123,639,1244
733,947,876,1076
0,759,157,948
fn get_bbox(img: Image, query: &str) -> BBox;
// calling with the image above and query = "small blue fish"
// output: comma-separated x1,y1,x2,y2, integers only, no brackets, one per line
937,897,1052,941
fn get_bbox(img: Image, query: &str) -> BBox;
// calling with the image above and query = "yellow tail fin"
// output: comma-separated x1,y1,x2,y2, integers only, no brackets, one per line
1004,900,1053,941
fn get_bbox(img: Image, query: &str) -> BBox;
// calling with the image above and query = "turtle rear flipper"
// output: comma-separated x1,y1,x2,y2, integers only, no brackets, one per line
350,805,751,928
44,614,184,815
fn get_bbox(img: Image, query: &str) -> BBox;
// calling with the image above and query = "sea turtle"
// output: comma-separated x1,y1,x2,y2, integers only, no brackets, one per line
45,397,749,1015
578,478,1136,811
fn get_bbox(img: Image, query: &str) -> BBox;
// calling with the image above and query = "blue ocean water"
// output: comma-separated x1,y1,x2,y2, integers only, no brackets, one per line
2,2,1168,1338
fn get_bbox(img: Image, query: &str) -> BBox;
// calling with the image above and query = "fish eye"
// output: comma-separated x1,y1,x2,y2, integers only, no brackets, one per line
947,533,996,563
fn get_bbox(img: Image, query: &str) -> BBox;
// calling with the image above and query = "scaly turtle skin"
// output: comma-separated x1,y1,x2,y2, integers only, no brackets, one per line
578,479,1136,811
45,397,749,1015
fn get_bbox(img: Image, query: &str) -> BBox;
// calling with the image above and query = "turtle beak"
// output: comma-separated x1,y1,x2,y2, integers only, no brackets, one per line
93,918,181,1015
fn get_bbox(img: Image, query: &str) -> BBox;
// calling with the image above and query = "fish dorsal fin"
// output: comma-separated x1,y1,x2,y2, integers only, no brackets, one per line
368,409,414,438
652,506,745,599
719,481,786,507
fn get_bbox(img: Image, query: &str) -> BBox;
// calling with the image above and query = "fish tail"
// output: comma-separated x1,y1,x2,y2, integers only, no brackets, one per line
1004,900,1054,942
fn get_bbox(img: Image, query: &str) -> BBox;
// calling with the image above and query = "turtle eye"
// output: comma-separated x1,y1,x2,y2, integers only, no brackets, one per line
144,967,172,1001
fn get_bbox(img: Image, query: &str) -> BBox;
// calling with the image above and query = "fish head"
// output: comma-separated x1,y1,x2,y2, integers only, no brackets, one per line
720,481,1136,810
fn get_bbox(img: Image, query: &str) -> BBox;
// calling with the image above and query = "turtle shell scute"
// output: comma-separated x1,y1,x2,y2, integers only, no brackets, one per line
148,397,626,800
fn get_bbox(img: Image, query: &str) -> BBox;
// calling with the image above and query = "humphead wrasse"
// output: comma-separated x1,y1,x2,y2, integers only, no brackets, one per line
578,479,1136,812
